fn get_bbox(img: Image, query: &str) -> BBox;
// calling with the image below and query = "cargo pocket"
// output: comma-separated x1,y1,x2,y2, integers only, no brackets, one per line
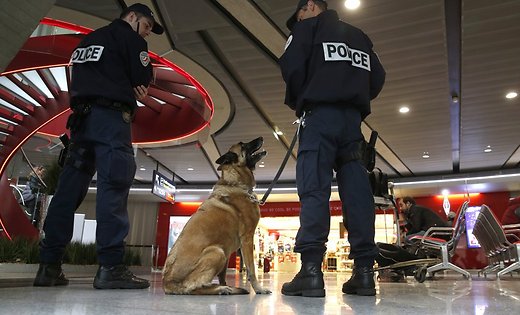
296,140,320,194
107,146,136,187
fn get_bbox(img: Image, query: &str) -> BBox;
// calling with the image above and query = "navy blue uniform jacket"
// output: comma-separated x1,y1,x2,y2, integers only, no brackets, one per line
69,19,153,108
279,10,385,118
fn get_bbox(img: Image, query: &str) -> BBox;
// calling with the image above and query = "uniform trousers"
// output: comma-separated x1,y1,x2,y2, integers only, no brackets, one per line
40,105,136,266
294,104,378,267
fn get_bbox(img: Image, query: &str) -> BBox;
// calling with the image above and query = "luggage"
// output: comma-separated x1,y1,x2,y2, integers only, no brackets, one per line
376,242,418,267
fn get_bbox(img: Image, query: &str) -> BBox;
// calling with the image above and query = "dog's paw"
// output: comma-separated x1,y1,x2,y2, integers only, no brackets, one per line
254,287,272,294
218,286,233,295
217,286,250,295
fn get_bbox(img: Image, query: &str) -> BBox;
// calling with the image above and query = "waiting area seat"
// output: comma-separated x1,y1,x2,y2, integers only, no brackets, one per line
473,204,520,278
408,201,471,278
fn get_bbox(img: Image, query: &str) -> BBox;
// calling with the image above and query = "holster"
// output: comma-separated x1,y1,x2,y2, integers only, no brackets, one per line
66,103,92,132
334,130,378,172
363,131,378,172
57,133,70,167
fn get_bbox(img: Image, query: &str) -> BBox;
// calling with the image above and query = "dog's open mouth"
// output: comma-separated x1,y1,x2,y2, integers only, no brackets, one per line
245,137,267,169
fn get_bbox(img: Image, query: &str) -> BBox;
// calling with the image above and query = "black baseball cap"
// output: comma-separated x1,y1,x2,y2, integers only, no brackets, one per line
286,0,327,31
121,3,164,35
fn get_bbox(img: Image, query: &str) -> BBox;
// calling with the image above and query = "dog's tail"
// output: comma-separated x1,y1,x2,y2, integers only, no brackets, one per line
190,284,249,295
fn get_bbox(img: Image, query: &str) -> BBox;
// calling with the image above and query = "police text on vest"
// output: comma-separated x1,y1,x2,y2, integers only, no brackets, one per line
70,46,105,64
322,42,370,71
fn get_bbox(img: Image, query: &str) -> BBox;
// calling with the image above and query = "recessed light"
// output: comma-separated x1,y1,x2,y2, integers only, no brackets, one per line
422,152,430,159
139,166,146,171
344,0,361,10
506,92,517,99
484,146,492,153
259,164,265,168
187,167,194,171
451,95,459,103
399,106,410,113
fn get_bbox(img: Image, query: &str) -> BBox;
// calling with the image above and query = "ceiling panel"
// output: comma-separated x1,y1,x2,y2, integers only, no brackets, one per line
460,0,520,171
146,143,218,183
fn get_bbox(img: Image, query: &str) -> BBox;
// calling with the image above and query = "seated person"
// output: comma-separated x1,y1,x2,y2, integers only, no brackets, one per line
501,196,520,225
501,196,520,241
399,196,449,242
21,166,45,226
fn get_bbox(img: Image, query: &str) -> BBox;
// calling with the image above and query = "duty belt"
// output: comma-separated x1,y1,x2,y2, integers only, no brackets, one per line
73,97,134,113
72,97,135,122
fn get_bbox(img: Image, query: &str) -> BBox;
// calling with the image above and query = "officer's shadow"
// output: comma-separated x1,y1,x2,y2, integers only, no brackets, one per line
281,294,379,315
342,294,378,314
280,295,326,315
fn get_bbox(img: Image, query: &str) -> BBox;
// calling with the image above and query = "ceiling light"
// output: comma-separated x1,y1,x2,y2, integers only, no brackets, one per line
484,145,492,153
441,189,449,196
344,0,361,10
451,95,459,103
187,167,194,171
506,91,517,99
150,96,166,104
399,106,410,113
259,163,265,168
422,152,430,159
392,172,520,187
139,166,146,171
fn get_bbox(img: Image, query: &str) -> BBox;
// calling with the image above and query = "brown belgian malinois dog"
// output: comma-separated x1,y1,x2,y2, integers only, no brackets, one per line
162,137,271,295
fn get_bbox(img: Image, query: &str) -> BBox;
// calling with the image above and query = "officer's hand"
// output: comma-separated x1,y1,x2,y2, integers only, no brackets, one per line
134,85,148,100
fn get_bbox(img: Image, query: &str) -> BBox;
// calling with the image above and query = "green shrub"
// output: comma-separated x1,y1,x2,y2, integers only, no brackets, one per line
0,237,33,262
64,242,97,265
0,238,142,265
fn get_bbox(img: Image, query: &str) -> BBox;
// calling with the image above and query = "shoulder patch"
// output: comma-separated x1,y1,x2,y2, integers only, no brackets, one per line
284,35,293,51
140,51,150,67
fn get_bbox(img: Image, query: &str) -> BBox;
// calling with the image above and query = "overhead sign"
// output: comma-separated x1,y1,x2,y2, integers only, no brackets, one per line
152,170,176,204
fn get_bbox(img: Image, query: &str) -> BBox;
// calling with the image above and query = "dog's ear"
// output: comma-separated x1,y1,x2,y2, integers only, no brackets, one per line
215,151,238,168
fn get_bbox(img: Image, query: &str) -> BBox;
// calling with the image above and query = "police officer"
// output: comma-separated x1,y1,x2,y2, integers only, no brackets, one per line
34,3,164,289
279,0,385,297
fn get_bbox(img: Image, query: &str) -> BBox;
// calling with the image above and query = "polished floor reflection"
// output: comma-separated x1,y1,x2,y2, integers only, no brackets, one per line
0,270,519,315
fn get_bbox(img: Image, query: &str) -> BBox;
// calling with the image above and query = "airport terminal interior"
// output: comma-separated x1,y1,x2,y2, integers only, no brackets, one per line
1,0,520,314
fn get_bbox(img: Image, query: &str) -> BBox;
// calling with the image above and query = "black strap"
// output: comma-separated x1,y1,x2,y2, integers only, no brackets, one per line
259,125,300,205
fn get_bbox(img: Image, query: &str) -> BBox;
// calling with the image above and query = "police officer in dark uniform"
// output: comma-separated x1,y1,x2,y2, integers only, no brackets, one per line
34,3,164,289
279,0,385,297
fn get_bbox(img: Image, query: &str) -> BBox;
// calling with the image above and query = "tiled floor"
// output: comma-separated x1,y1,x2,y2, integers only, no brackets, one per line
0,269,519,315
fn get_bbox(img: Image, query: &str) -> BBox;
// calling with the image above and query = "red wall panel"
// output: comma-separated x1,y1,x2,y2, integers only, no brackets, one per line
155,192,513,269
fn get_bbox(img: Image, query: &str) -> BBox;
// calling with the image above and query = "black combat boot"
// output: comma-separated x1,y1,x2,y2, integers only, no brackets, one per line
93,264,150,289
33,263,69,287
281,262,325,297
342,265,376,296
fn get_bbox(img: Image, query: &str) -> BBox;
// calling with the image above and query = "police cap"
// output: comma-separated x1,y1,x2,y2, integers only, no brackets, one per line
121,3,164,35
286,0,328,31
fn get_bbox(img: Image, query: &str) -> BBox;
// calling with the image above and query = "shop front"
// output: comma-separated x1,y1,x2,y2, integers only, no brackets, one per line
154,200,397,273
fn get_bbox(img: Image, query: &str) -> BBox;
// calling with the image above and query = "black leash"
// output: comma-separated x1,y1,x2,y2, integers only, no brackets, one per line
259,117,303,205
